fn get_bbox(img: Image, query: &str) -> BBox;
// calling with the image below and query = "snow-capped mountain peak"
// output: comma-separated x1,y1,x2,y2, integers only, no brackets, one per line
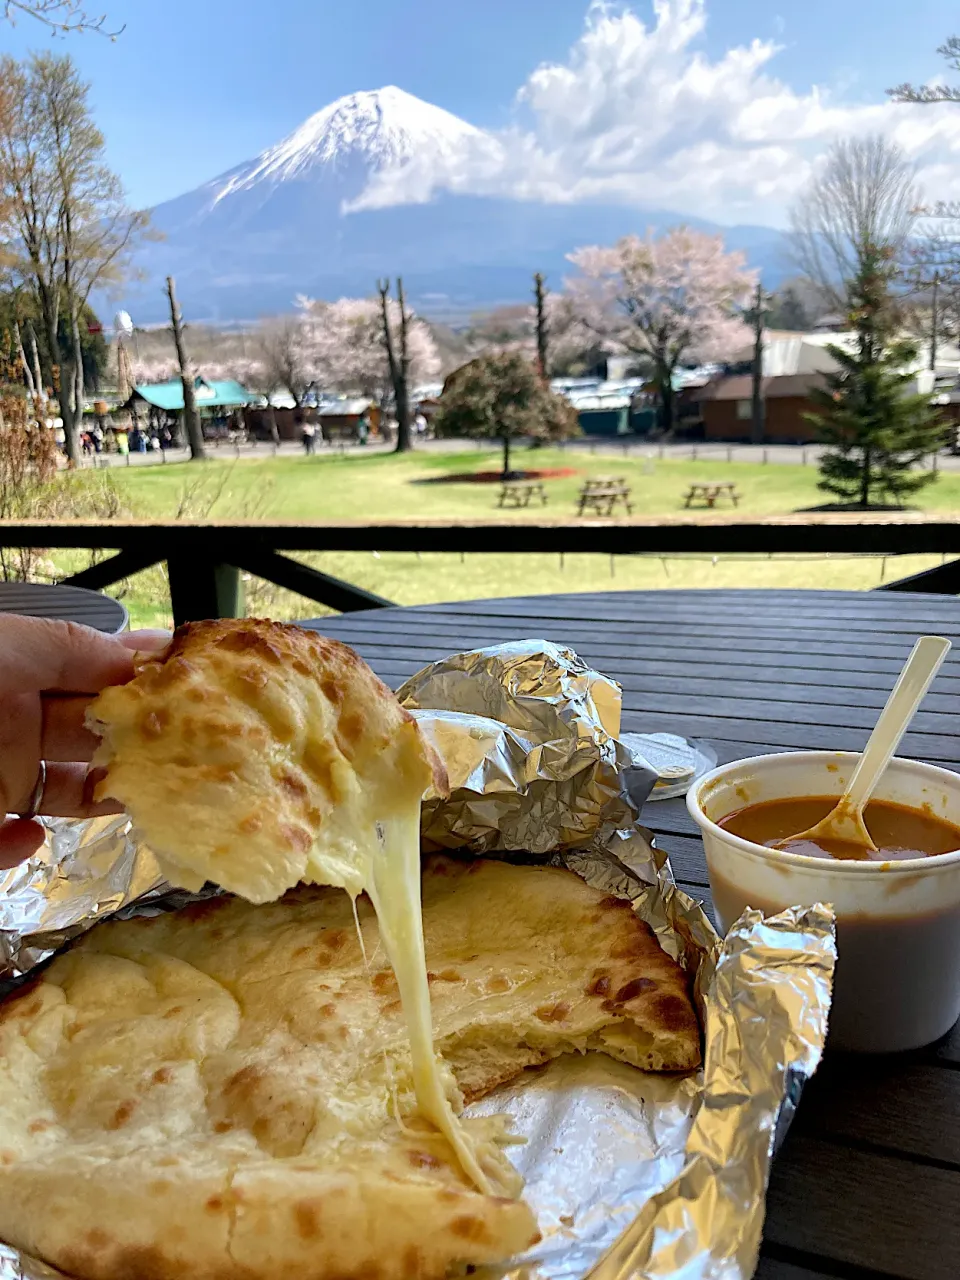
213,86,486,203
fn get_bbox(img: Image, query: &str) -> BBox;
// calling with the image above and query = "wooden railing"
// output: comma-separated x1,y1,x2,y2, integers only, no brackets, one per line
1,516,959,625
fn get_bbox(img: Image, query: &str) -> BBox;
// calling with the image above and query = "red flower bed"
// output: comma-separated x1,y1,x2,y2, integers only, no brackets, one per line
427,467,578,484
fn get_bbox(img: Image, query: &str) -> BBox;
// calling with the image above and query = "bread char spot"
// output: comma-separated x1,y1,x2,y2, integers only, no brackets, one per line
336,710,364,748
534,1002,571,1023
585,973,611,997
402,1245,424,1277
450,1216,492,1244
107,1100,136,1130
407,1150,441,1169
278,823,311,855
277,769,309,802
294,1199,322,1239
614,978,658,1003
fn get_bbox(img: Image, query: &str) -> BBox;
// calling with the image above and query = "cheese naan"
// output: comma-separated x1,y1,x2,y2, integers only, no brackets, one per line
88,619,498,1195
88,618,447,905
0,857,698,1280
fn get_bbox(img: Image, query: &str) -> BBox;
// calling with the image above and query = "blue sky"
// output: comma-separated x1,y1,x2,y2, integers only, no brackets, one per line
0,0,957,216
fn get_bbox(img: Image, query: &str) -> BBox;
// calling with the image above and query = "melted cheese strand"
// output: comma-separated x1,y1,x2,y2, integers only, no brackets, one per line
305,796,490,1194
367,804,492,1194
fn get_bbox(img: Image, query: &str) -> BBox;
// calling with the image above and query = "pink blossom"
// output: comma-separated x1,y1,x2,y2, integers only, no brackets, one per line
297,294,440,398
564,228,756,371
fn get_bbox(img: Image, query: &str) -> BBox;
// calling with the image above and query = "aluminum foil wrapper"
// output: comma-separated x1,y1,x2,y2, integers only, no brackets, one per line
400,640,658,853
0,641,836,1280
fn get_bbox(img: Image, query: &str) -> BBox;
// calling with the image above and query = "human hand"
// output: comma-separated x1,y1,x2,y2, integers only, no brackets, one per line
0,617,171,868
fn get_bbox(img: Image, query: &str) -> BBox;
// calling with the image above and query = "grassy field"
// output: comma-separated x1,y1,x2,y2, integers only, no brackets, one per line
49,447,959,629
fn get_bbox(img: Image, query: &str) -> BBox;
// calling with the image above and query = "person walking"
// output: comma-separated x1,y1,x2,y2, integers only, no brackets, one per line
301,418,317,455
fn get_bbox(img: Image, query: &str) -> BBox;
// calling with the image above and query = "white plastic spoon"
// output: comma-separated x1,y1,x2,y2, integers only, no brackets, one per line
775,634,952,853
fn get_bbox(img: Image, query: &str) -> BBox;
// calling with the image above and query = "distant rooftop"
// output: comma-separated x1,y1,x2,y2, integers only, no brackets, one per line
131,376,255,411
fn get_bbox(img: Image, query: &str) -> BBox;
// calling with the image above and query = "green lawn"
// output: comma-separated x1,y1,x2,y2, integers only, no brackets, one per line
52,447,958,629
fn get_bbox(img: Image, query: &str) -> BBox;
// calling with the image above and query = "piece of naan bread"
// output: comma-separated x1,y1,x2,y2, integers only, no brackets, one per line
88,618,448,904
0,857,699,1280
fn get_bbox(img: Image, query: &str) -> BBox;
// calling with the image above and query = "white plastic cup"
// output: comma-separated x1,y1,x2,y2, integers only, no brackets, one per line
687,751,960,1053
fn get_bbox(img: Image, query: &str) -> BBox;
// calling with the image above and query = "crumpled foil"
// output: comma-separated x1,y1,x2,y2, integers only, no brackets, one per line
400,640,658,853
0,642,836,1280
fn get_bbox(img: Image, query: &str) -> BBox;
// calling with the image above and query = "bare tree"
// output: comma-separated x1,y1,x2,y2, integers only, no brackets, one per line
789,136,920,310
533,272,548,377
2,1,121,36
166,275,205,461
0,53,148,463
377,277,413,453
890,40,960,222
258,317,311,407
889,37,960,103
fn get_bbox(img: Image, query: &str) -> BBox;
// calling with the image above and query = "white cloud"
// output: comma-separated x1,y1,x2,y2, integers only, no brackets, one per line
352,0,960,225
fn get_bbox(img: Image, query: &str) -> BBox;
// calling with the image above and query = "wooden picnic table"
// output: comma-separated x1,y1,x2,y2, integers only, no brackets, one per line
684,481,741,508
498,479,549,508
0,581,127,632
578,477,633,516
305,588,960,1280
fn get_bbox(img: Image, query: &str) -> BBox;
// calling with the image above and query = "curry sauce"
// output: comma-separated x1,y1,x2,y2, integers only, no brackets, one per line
718,795,960,861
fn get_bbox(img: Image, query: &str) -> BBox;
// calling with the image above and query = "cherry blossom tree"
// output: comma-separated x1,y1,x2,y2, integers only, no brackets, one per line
297,295,440,404
130,357,178,385
255,316,312,407
563,229,756,431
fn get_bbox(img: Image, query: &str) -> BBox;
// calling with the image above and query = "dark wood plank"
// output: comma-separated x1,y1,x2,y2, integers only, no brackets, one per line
325,595,960,639
643,831,710,886
929,1017,960,1066
619,709,960,766
764,1134,960,1280
0,582,127,633
380,685,960,764
359,652,960,727
302,627,960,694
419,592,960,629
312,611,960,671
337,655,960,752
315,590,960,1280
754,1252,886,1280
795,1061,960,1167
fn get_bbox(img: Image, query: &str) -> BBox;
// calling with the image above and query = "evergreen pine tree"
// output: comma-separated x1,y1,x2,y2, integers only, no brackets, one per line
806,246,948,507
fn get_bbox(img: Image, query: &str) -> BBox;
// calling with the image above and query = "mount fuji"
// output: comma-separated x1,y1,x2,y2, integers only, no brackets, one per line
122,86,786,324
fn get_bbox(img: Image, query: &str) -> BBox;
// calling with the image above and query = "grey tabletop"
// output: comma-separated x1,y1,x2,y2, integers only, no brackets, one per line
0,582,127,634
305,588,960,1280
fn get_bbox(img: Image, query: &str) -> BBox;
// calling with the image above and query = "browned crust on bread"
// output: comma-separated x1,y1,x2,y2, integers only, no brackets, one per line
85,619,448,903
92,619,448,799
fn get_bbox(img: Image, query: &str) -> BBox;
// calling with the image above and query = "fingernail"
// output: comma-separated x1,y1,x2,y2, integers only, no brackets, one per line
119,629,172,653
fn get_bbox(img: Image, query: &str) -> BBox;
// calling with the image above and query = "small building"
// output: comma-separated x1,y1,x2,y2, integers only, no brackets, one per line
694,373,826,443
127,376,256,416
124,376,256,440
569,392,632,436
316,398,380,442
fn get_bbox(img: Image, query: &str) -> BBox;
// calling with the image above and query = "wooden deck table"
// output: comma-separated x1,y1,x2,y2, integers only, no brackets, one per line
0,581,127,632
304,588,960,1280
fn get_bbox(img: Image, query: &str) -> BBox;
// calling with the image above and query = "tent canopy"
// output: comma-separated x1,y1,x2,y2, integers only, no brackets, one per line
130,377,255,411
